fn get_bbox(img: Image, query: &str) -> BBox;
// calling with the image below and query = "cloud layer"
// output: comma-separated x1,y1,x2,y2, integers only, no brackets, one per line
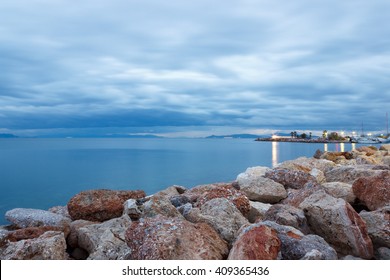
1,0,389,136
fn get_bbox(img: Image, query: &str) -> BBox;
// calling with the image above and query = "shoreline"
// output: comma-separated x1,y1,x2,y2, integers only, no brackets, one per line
255,137,352,144
1,144,389,260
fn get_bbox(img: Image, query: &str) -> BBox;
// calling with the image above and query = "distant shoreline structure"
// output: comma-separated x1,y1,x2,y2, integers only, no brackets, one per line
255,137,352,144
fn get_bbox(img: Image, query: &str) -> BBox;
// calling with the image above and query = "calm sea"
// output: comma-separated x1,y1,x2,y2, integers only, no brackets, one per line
0,138,368,225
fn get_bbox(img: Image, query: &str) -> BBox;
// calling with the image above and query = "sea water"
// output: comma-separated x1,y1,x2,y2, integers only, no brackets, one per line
0,138,368,225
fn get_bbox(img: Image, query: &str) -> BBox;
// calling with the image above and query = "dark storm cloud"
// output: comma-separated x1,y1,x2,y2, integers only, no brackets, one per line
0,0,389,136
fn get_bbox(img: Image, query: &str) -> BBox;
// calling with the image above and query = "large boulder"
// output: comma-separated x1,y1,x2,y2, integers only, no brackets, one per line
258,221,337,260
228,224,280,260
236,170,287,203
5,208,71,235
182,198,249,243
264,168,317,189
67,189,145,222
0,231,68,260
359,206,390,248
186,183,250,216
352,171,390,211
321,182,356,204
299,192,373,259
264,204,310,234
76,215,132,260
125,215,228,260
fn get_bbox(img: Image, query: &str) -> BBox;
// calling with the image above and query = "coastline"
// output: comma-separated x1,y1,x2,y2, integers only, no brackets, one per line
255,137,352,144
1,144,389,260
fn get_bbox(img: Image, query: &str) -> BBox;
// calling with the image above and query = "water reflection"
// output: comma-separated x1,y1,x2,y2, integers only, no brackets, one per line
272,141,278,167
324,143,328,152
335,143,345,152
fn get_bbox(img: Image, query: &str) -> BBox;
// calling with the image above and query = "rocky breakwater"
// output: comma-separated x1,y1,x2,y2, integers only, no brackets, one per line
1,145,389,260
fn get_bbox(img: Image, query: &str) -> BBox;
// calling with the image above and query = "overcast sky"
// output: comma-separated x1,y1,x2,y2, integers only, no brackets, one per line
0,0,389,137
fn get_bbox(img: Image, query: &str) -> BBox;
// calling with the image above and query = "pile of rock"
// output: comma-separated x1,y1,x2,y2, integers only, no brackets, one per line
1,145,389,260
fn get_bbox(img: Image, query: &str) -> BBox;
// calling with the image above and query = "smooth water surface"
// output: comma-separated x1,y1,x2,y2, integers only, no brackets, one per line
0,138,365,225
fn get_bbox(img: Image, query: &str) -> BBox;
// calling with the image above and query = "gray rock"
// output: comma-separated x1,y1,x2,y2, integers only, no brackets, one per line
0,231,68,260
183,198,249,243
276,157,336,173
123,199,143,219
154,185,187,198
342,255,363,260
247,201,272,223
237,172,287,203
325,165,386,184
264,204,310,234
5,208,71,231
142,194,183,219
76,215,132,260
321,182,356,203
301,249,328,260
375,247,390,260
359,206,390,248
48,205,71,219
170,195,190,208
258,221,337,260
67,220,97,248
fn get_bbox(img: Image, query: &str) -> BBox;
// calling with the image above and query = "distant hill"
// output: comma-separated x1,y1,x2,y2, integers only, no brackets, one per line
68,134,164,138
205,134,265,139
0,133,18,138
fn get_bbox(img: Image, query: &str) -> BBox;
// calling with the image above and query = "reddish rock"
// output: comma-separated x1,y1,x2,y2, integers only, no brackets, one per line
352,171,390,210
228,224,280,260
265,168,317,189
125,215,228,260
299,192,374,259
186,183,250,216
5,226,65,242
67,189,146,222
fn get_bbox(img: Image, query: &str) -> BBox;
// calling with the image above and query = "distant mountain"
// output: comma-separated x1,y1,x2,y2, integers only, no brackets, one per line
0,133,18,138
73,134,164,138
206,134,265,139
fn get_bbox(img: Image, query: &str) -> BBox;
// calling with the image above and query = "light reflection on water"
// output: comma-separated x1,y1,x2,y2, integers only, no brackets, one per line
272,141,278,167
271,142,360,167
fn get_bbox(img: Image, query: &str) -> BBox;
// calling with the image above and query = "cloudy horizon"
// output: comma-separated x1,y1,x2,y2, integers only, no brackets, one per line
1,0,389,137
